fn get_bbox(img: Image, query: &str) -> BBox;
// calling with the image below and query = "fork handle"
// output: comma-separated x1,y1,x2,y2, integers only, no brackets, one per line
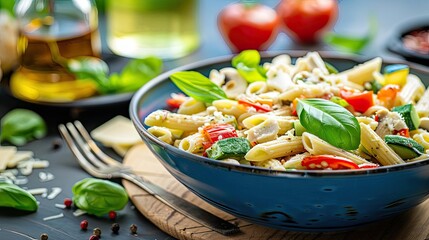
120,172,239,235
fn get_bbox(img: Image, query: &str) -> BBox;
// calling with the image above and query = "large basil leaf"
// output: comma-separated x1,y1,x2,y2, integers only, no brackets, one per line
297,98,361,150
72,178,128,216
170,71,227,103
0,182,38,212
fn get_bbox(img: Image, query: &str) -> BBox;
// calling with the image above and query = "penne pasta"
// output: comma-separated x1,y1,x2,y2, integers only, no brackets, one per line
147,126,174,145
359,123,404,165
245,136,305,162
242,114,297,135
301,132,370,165
178,98,206,115
397,74,425,105
416,87,429,117
178,132,205,153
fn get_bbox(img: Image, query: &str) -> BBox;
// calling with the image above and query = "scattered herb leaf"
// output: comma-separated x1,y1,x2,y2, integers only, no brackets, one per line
297,98,360,150
72,178,128,217
0,182,38,212
170,71,227,103
324,16,377,53
0,109,47,146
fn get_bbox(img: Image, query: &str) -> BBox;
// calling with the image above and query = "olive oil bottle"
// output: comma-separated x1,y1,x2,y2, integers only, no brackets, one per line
11,0,101,102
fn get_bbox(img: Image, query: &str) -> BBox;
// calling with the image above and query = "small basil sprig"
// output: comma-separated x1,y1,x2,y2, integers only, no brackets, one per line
324,16,377,53
72,178,128,216
66,57,162,94
0,182,38,212
297,98,361,150
0,109,47,146
232,50,267,82
108,57,163,93
170,71,227,103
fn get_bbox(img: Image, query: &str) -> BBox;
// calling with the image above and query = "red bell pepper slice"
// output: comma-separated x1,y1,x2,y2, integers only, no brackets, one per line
202,123,238,144
166,93,188,109
301,155,359,170
358,163,379,169
339,89,374,113
393,128,410,138
238,98,272,112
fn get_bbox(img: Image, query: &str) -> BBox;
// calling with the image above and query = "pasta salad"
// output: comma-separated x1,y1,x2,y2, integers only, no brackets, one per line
144,51,429,171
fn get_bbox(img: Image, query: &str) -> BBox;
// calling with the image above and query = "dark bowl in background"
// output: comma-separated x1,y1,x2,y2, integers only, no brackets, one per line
387,19,429,65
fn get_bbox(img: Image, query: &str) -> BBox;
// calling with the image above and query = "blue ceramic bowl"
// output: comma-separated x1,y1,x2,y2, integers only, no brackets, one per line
129,51,429,232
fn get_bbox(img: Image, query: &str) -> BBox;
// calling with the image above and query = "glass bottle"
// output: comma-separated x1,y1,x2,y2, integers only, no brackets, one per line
11,0,101,102
106,0,200,60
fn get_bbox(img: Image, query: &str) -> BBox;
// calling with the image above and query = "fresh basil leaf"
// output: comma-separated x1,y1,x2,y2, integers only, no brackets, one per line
108,57,163,93
324,16,377,53
232,50,261,68
235,62,267,83
232,50,266,82
0,109,47,146
67,56,162,94
325,62,339,74
72,178,128,216
297,98,360,150
66,57,111,93
170,71,227,103
0,182,38,212
67,56,109,79
330,96,349,107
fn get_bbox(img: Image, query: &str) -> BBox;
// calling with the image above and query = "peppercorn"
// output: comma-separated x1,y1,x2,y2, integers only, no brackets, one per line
51,138,62,150
129,224,137,234
108,210,117,220
89,235,99,240
111,223,120,234
64,198,72,209
93,228,101,237
80,220,88,230
40,233,48,240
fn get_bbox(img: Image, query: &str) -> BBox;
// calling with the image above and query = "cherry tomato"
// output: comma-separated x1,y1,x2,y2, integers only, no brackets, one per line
218,2,280,52
277,0,338,44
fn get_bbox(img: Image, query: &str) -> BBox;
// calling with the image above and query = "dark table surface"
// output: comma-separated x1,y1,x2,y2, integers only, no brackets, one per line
1,1,429,239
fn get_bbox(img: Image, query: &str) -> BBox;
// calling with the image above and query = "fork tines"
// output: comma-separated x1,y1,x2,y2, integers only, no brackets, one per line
58,121,123,178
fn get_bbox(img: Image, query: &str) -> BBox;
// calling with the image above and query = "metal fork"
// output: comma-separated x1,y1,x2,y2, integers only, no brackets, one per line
58,121,240,236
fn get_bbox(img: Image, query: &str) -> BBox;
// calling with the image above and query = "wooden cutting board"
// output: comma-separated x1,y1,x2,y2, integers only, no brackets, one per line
122,144,429,240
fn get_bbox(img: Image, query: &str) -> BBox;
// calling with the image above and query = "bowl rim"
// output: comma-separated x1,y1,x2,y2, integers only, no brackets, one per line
130,50,429,177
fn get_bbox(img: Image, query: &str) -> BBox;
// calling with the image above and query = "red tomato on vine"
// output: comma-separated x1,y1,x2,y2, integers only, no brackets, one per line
218,1,280,52
277,0,338,44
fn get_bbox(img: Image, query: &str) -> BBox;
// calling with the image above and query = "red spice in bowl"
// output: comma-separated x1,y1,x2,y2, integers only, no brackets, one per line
402,29,429,55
